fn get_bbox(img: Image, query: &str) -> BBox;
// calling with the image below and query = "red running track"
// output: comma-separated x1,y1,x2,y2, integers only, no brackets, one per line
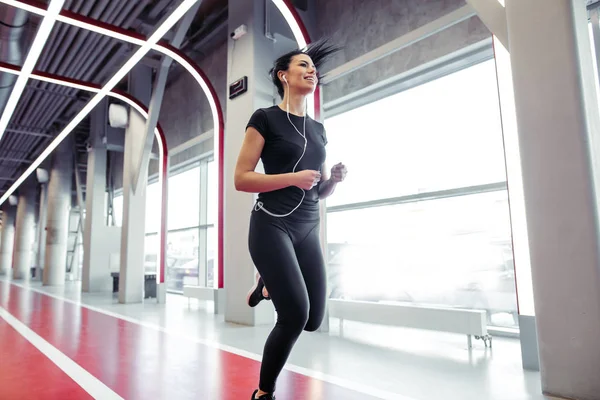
0,318,92,400
0,282,380,400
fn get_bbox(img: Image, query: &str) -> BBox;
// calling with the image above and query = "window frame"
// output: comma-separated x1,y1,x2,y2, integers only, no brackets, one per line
321,38,518,333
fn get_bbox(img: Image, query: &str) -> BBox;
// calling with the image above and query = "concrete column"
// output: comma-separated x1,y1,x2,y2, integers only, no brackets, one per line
13,181,36,280
118,65,151,304
82,100,115,293
505,1,600,398
68,209,82,281
43,139,73,286
224,0,277,326
0,204,15,276
34,180,48,281
118,107,149,304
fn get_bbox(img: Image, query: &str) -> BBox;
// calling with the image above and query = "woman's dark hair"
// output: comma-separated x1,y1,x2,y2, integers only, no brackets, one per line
269,38,341,99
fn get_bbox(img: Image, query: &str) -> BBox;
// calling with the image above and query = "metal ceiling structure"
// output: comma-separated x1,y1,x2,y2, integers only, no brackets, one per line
0,0,341,290
0,0,228,199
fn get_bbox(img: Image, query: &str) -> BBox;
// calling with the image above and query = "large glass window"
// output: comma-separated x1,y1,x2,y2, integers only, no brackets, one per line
589,21,600,111
161,165,202,292
144,233,159,274
327,191,516,326
206,226,216,288
204,160,218,288
166,228,200,292
168,166,200,230
324,58,518,329
145,182,161,234
112,195,123,227
325,60,507,208
110,159,215,293
207,160,217,225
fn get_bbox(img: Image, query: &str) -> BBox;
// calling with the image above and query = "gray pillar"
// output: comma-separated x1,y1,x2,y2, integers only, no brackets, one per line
505,1,600,398
82,100,114,293
118,65,151,304
68,209,82,281
224,0,276,326
35,180,48,281
43,139,73,286
0,204,15,276
118,107,149,304
13,182,36,280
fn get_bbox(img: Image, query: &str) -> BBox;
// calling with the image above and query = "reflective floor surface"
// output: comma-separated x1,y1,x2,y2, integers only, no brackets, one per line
0,278,559,400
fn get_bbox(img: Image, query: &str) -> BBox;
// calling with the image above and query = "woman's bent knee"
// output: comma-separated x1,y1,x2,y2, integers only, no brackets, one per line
303,315,324,332
279,304,309,333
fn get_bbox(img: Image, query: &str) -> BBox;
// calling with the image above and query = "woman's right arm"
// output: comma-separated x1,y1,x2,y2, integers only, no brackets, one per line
234,127,297,193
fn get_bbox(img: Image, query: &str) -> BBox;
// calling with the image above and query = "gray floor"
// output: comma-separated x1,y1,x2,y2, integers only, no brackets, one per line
11,280,559,400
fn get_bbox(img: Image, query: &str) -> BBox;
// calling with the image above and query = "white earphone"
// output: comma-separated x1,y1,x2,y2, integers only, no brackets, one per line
255,73,308,218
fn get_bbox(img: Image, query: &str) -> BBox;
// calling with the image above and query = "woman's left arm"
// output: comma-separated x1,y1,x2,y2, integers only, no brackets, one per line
318,162,347,199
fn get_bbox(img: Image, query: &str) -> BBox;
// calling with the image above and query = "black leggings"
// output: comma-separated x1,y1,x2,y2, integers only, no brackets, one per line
248,209,327,393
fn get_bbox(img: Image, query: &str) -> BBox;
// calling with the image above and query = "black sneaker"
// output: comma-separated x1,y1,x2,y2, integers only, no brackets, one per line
251,389,275,400
247,273,270,307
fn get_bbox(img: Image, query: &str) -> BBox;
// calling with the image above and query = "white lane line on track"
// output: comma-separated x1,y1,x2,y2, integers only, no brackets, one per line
2,279,416,400
0,305,123,400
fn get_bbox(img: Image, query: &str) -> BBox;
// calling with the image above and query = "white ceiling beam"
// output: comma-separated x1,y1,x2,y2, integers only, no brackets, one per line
465,0,509,50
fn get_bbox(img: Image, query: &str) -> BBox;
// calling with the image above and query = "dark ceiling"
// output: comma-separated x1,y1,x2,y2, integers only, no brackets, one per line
0,0,228,201
3,0,595,208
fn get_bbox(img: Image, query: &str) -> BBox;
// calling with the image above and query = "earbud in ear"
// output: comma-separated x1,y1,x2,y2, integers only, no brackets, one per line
283,75,288,83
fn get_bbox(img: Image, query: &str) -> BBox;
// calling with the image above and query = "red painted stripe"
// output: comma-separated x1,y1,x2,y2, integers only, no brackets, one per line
0,319,93,399
0,284,379,400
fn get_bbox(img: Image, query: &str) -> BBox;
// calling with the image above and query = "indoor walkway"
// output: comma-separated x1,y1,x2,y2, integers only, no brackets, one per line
0,278,555,400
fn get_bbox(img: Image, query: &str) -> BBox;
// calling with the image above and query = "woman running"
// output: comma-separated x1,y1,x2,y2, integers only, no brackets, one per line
234,40,346,400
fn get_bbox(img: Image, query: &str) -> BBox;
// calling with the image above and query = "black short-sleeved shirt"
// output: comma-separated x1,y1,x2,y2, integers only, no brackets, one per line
246,105,327,219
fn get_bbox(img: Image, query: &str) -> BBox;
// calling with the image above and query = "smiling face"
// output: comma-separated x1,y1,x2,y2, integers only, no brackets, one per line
279,53,318,96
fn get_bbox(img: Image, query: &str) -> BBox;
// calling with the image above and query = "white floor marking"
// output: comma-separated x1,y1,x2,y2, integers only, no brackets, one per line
2,279,415,400
0,305,123,400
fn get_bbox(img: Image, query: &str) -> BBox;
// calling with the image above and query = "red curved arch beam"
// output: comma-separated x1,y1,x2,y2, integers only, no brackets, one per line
0,0,225,289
